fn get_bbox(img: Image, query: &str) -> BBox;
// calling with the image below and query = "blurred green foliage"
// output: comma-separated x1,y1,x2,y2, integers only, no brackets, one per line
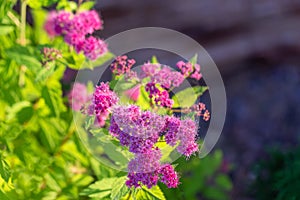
160,150,232,200
252,147,300,200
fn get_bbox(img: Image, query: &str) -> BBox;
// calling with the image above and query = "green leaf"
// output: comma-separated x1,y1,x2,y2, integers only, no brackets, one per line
0,24,14,36
39,119,60,152
80,177,117,198
5,45,41,70
0,157,11,182
172,86,208,108
215,175,232,191
110,176,130,200
41,82,66,117
136,86,151,110
32,9,51,44
189,54,198,65
82,52,114,70
35,62,56,82
134,185,166,200
6,101,34,124
151,56,159,64
28,0,59,9
78,1,95,11
112,75,136,93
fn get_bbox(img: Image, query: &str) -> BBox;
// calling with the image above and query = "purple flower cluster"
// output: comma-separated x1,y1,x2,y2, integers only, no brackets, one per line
162,117,199,157
108,104,201,188
140,63,185,108
88,82,118,126
126,147,179,189
44,10,107,60
151,66,185,89
126,148,161,188
176,61,202,80
110,105,164,142
163,116,181,146
68,83,89,111
176,119,199,157
140,63,160,78
110,55,136,76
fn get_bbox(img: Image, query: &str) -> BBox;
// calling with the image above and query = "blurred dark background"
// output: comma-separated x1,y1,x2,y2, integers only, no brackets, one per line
94,0,300,199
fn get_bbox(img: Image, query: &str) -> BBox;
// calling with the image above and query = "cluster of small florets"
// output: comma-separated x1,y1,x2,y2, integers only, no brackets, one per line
108,104,201,188
141,63,185,108
176,61,202,80
68,82,89,111
191,102,211,121
88,82,118,126
42,47,62,62
44,10,107,60
145,82,174,108
110,55,136,76
109,105,164,153
109,56,204,109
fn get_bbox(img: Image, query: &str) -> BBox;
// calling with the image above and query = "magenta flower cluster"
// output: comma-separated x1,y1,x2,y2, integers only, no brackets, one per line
176,61,202,80
110,55,136,76
73,55,210,190
44,10,107,60
108,104,200,188
109,56,204,108
88,82,118,126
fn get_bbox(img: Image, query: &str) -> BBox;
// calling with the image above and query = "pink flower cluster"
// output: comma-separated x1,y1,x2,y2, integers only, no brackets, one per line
109,105,164,153
44,10,107,60
126,148,179,189
88,82,118,126
176,61,202,80
140,63,185,108
145,83,174,108
108,104,200,188
110,55,136,76
68,82,89,111
191,102,211,121
162,116,199,157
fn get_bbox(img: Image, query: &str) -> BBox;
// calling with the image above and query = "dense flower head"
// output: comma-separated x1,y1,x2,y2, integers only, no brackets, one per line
70,10,103,35
151,66,184,89
176,119,199,157
163,116,181,146
126,148,161,188
68,83,89,111
44,10,107,60
54,11,72,35
140,63,160,78
81,36,108,60
128,148,162,173
176,61,202,80
111,105,165,139
110,55,136,76
145,83,174,108
159,164,179,188
89,82,118,126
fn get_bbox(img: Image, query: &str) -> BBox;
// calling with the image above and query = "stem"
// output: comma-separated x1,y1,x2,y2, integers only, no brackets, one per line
20,0,27,46
7,11,21,27
19,65,26,86
77,0,83,13
54,122,76,156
